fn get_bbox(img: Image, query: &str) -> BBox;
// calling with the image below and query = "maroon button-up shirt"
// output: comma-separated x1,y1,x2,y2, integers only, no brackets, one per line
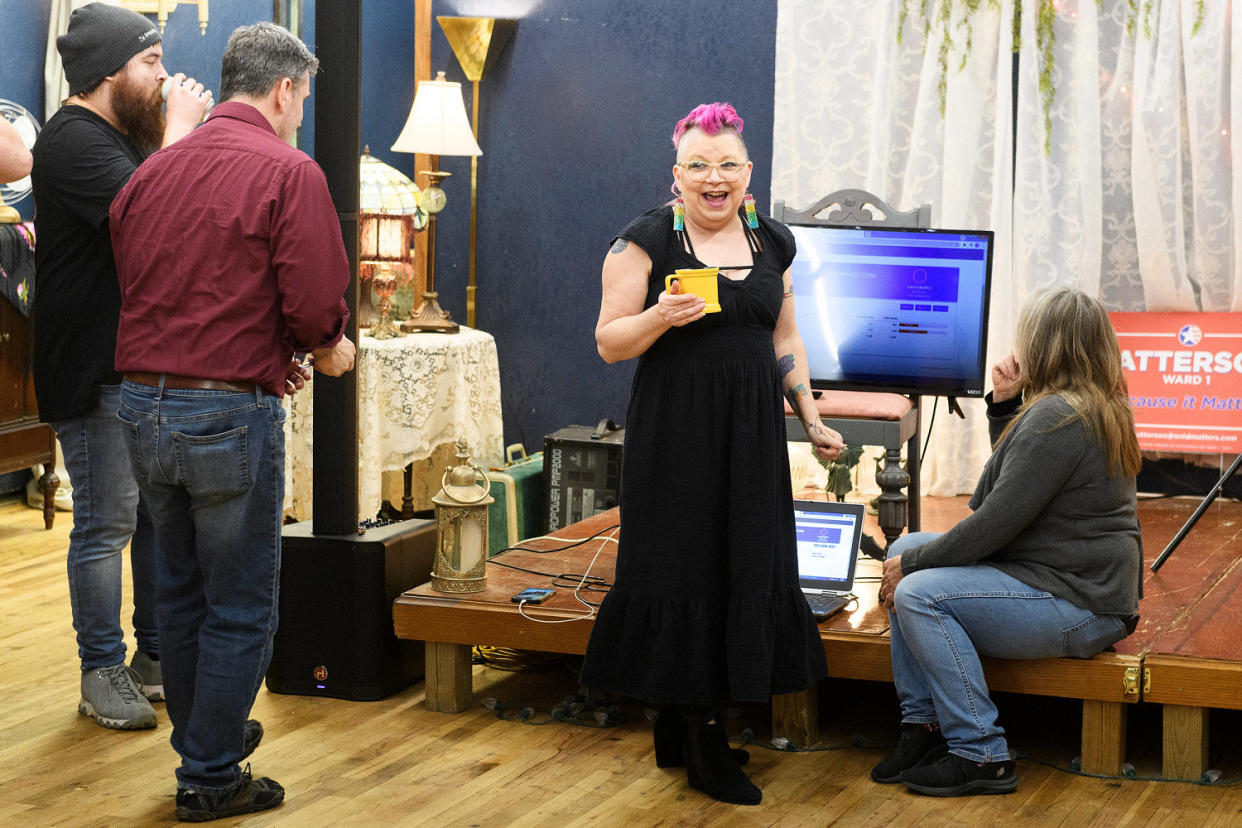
111,102,349,396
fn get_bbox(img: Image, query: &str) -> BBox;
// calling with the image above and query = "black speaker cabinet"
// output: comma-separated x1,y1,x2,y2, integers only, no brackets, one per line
543,423,624,531
266,518,436,700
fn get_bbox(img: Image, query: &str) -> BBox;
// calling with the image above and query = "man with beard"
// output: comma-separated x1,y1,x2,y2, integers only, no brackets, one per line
31,2,211,731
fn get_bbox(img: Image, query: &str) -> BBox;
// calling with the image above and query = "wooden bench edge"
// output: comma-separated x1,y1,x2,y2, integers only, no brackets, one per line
1143,654,1242,709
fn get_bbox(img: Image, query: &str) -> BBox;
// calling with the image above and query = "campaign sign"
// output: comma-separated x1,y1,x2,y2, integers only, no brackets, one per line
1110,312,1242,454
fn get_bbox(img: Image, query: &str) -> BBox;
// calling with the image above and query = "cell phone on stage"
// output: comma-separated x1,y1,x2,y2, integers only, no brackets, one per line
511,588,555,604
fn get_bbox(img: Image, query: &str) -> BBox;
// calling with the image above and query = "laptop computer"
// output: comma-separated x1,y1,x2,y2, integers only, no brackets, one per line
793,499,865,621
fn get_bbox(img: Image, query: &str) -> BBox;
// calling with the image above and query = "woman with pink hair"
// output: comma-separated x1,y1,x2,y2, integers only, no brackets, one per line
580,103,843,805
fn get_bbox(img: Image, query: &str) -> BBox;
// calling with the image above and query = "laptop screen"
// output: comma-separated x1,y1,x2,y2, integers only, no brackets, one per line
794,500,864,593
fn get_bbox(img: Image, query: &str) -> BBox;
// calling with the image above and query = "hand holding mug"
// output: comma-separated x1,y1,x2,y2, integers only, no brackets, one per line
162,74,214,125
656,278,706,327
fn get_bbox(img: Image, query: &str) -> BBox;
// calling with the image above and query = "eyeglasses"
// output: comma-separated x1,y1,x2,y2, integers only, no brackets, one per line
677,159,749,181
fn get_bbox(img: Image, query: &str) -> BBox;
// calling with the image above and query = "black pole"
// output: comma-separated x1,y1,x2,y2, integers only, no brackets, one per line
311,0,361,535
1150,451,1242,572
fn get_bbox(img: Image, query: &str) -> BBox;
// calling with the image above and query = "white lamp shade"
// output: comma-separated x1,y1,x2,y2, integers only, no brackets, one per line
391,72,482,157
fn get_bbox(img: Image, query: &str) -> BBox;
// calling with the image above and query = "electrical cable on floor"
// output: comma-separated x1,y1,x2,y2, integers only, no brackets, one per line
473,706,1242,787
472,646,570,672
1014,753,1238,787
479,695,624,728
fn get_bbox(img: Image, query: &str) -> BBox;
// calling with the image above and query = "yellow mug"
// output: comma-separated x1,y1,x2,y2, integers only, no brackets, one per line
665,268,721,313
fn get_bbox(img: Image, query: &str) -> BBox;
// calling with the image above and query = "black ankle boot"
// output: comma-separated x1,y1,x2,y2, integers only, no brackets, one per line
653,709,749,769
681,710,762,805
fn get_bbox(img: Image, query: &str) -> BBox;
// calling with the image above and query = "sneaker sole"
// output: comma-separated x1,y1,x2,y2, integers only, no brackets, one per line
78,699,157,730
140,684,165,702
902,774,1019,797
175,792,284,822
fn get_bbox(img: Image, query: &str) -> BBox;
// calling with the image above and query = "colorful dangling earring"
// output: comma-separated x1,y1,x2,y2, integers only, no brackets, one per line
672,197,685,232
743,193,758,229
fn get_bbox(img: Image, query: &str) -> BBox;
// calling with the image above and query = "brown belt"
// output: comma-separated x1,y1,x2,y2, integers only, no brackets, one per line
124,372,257,394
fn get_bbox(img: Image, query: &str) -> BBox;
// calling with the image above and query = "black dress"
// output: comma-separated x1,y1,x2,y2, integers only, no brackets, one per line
579,204,828,705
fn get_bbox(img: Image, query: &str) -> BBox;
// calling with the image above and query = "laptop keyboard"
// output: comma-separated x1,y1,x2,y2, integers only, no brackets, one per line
804,592,848,617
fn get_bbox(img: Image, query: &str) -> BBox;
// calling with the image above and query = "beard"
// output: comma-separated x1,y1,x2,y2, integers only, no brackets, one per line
112,71,166,155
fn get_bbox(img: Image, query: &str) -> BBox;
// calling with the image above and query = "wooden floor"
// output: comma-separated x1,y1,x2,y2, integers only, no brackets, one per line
2,494,1242,826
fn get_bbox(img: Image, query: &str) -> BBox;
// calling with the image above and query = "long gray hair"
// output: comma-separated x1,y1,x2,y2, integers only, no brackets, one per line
220,22,318,101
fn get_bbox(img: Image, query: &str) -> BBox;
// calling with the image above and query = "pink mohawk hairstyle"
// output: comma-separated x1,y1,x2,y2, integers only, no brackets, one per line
672,102,745,148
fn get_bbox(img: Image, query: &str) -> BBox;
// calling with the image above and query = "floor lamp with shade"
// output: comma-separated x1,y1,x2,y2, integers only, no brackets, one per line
391,71,481,334
437,16,516,328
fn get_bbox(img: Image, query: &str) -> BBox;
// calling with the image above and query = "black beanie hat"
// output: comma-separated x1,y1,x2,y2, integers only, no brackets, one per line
58,3,162,97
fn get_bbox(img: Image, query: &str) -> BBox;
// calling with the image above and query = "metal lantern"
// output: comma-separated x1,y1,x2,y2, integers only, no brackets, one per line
430,438,493,593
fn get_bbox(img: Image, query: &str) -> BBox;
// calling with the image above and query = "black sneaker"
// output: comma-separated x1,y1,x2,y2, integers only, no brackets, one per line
242,720,263,761
900,751,1018,796
175,767,284,822
870,722,948,783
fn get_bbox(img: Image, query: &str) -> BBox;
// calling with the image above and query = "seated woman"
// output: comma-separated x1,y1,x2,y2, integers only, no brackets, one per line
873,287,1142,796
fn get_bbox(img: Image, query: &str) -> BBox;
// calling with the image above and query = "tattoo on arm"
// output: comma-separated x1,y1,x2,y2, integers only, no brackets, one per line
784,382,809,411
778,354,795,377
609,238,629,254
782,286,794,298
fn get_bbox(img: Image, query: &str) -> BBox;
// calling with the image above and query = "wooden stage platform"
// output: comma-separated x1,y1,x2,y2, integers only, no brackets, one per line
393,493,1242,780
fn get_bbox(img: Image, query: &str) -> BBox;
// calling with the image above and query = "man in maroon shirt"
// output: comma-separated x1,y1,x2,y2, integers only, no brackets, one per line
110,21,354,823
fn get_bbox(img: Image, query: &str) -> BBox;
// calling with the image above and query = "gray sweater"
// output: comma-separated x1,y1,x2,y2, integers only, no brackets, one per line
901,393,1141,615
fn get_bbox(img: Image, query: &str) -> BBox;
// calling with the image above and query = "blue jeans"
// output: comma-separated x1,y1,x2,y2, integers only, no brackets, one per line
51,384,159,670
118,379,285,793
887,532,1128,762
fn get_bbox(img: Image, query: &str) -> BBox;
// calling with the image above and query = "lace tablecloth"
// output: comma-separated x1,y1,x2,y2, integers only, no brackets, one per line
284,327,505,521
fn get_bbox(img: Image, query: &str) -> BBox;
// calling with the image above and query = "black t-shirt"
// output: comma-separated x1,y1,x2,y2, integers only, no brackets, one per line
32,105,145,422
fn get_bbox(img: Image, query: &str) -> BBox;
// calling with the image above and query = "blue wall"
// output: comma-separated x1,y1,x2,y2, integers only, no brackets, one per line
0,1,50,119
3,0,780,456
0,0,51,220
418,0,779,450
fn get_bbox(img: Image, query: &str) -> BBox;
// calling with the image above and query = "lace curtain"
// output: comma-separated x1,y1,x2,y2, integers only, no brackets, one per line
775,0,1235,494
773,0,1014,496
1014,0,1237,312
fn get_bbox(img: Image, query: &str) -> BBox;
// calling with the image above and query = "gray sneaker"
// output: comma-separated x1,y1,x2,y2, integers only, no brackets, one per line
79,663,157,730
130,650,164,701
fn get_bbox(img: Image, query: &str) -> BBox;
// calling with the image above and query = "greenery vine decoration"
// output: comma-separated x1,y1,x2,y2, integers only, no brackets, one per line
1128,0,1206,39
899,0,1207,154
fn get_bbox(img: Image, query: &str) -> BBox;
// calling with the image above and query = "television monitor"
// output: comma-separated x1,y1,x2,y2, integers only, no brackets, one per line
787,224,994,399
